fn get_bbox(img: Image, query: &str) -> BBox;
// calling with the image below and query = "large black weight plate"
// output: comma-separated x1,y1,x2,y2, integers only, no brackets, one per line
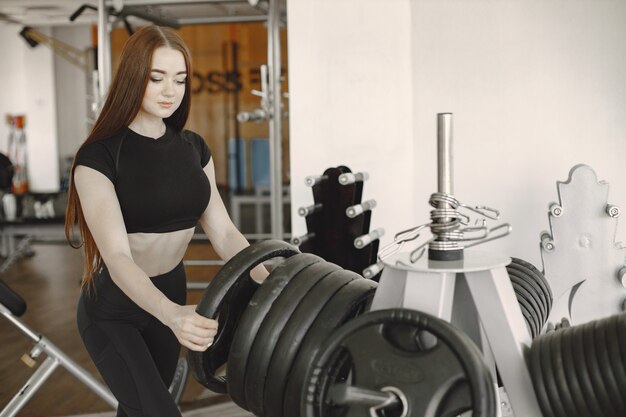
244,260,342,416
607,315,626,400
509,258,552,312
189,239,299,393
559,326,594,417
227,253,323,408
264,269,359,417
511,279,544,337
282,278,378,417
302,308,496,417
582,321,619,417
506,265,549,322
551,327,584,417
529,335,557,417
571,324,606,417
516,289,540,339
507,267,548,326
541,331,569,417
594,318,626,413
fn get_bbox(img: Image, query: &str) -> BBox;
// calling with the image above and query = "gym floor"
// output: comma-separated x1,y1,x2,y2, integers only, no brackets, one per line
0,239,251,417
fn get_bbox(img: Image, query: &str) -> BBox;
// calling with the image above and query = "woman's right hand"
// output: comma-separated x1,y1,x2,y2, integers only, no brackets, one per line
167,304,218,352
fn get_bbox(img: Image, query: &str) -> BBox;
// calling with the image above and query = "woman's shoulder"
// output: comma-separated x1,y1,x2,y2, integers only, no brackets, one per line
178,128,211,166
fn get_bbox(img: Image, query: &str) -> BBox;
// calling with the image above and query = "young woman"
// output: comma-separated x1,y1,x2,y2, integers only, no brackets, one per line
65,25,265,417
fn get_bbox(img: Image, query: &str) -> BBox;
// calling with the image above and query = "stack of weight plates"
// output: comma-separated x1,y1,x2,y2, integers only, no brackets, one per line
529,314,626,417
506,257,553,339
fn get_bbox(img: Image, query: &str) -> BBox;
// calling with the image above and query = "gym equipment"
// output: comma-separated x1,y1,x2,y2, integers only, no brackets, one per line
188,239,299,393
538,164,626,326
0,278,190,417
368,113,542,416
295,165,384,279
302,308,496,417
528,313,626,417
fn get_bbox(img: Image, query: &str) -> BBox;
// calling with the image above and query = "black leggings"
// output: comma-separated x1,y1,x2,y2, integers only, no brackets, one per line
76,262,186,417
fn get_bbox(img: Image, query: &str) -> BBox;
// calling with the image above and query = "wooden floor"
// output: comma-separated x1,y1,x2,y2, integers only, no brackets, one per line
0,239,232,417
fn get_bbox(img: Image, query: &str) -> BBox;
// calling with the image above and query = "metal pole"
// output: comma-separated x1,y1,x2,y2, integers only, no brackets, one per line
437,113,453,196
97,0,111,103
267,0,283,239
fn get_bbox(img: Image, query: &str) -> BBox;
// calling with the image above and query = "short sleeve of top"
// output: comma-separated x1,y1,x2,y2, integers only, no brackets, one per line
73,139,117,183
182,129,212,168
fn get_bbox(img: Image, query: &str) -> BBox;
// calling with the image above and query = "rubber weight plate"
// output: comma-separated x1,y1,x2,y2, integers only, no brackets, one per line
244,260,342,416
559,325,594,417
541,331,569,417
189,239,299,393
509,257,553,312
227,253,323,409
551,327,583,417
264,269,360,417
607,315,626,400
511,279,544,337
516,290,540,339
282,278,378,417
571,324,607,417
507,267,548,327
530,334,557,417
582,320,619,417
594,317,626,414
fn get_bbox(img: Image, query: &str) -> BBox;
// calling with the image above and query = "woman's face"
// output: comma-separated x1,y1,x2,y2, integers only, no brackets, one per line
138,46,187,122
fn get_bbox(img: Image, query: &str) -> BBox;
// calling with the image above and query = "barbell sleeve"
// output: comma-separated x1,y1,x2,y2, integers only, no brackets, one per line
291,232,315,246
298,203,323,217
346,199,377,218
329,384,398,408
338,171,369,185
363,261,384,279
304,175,328,187
354,228,385,249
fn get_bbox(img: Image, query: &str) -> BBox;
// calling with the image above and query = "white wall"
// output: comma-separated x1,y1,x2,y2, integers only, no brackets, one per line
411,0,626,265
0,23,60,192
287,0,415,245
288,0,626,268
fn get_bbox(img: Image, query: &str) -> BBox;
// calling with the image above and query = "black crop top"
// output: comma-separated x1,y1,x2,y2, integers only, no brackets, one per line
74,126,212,233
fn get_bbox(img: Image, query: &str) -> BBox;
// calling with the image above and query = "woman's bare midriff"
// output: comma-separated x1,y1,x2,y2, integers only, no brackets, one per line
127,227,196,277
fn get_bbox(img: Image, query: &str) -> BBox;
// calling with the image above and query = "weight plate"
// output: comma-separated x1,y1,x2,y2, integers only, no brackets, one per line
302,308,496,417
544,330,575,417
508,267,548,326
571,323,607,417
607,315,626,400
529,335,557,417
506,265,550,321
511,279,545,337
516,290,540,339
244,260,342,416
189,239,299,393
582,320,619,417
282,278,378,417
509,258,553,313
226,253,322,408
560,325,595,417
264,269,359,417
594,318,626,413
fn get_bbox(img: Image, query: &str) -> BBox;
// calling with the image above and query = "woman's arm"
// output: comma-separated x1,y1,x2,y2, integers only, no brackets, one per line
74,165,217,351
198,159,269,282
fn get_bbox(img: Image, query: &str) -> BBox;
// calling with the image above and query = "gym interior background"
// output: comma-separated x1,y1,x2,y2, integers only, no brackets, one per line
1,0,626,416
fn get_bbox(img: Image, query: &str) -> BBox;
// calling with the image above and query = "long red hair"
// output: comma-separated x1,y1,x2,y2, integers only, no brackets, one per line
65,25,192,289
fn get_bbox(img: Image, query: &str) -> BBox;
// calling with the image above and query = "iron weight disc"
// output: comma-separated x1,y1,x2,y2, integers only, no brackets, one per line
302,308,496,417
571,324,607,417
542,330,573,417
607,315,626,398
581,321,620,417
507,268,548,327
529,335,557,417
188,239,299,393
554,326,590,417
243,261,342,416
226,253,323,409
593,318,626,413
282,278,378,417
263,269,360,417
509,258,553,312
